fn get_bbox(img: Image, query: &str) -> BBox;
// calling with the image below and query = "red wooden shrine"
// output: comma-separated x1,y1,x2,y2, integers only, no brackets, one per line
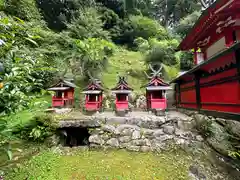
111,76,133,112
82,79,104,111
172,0,240,119
144,75,171,112
48,79,76,108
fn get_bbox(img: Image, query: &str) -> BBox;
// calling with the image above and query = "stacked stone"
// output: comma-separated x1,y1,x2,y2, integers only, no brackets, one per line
88,114,203,152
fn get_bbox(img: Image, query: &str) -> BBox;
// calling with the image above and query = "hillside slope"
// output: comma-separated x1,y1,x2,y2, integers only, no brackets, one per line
102,49,147,94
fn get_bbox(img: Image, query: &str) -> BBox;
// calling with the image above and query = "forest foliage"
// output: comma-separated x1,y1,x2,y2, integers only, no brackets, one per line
0,0,202,115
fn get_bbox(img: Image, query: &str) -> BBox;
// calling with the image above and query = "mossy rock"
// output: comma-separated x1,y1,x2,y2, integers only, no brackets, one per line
225,120,240,139
206,122,234,156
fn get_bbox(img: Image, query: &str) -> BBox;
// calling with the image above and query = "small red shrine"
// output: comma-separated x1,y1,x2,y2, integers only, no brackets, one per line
144,65,172,114
172,0,240,119
82,79,104,112
48,79,76,108
111,76,133,112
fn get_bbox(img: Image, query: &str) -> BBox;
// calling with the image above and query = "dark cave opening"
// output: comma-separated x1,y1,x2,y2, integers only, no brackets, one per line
59,127,90,147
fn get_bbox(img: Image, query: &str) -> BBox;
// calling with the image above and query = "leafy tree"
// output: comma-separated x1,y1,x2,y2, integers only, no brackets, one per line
100,7,120,30
154,0,201,27
145,38,179,66
67,8,109,40
96,0,125,18
175,11,201,38
0,15,54,114
179,51,194,70
96,0,155,18
3,0,41,21
119,15,168,47
124,0,155,17
61,38,115,81
0,50,53,114
98,6,124,41
36,0,83,31
130,15,168,40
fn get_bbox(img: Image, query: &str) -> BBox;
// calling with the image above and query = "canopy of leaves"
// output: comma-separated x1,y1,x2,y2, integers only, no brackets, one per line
36,0,85,31
64,38,116,80
96,0,125,18
154,0,201,27
3,0,41,21
119,15,169,47
145,38,179,66
130,15,168,40
0,15,55,114
67,8,109,40
179,51,194,70
175,11,201,38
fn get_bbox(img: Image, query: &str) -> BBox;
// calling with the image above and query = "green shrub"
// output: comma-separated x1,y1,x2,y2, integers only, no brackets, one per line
13,113,56,142
129,15,168,41
145,38,179,66
29,125,50,141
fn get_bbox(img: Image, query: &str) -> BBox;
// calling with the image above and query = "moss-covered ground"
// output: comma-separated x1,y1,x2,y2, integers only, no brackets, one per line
6,148,192,180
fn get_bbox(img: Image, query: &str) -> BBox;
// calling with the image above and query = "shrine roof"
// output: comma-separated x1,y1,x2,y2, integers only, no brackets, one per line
171,41,240,83
178,0,239,51
143,76,170,88
83,79,104,91
50,79,76,88
111,90,132,94
146,86,172,91
47,87,70,91
111,77,133,91
81,90,102,94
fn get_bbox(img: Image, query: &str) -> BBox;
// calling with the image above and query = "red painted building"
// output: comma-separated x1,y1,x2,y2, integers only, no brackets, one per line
82,79,104,112
144,75,171,113
111,76,133,112
172,0,240,119
48,79,76,108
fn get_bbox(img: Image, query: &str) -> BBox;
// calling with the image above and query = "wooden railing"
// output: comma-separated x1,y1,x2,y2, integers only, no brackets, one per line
52,97,74,107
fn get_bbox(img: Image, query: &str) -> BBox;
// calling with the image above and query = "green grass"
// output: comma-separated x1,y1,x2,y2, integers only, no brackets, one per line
102,49,180,93
6,149,191,180
102,49,147,94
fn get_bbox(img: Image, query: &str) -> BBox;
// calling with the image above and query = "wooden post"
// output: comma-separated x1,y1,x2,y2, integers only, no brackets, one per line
195,73,202,110
235,48,240,83
177,83,181,107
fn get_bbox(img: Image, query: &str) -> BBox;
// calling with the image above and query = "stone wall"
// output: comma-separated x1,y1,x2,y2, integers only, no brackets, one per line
84,112,203,152
177,108,240,157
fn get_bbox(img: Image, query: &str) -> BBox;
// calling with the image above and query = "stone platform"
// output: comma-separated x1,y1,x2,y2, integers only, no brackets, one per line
58,111,191,128
57,111,203,152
